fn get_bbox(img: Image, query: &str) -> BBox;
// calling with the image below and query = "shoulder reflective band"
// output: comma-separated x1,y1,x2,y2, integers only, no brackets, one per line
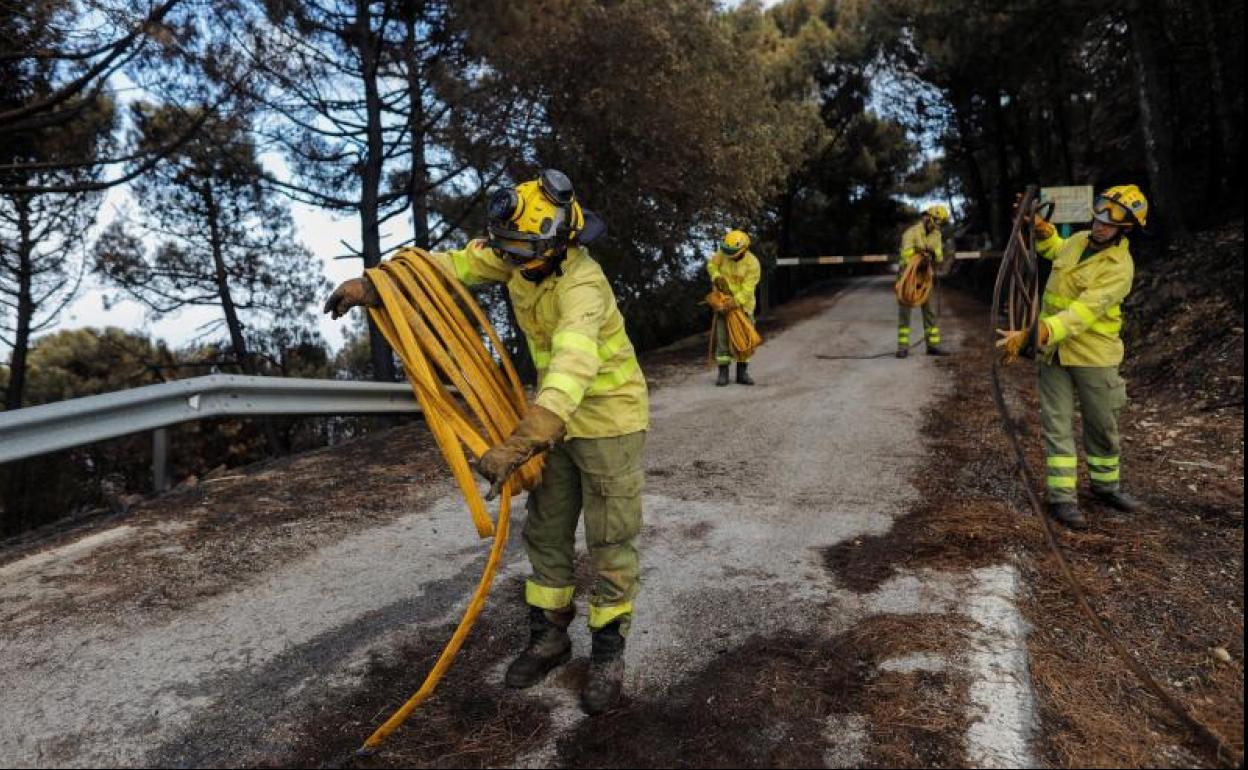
552,330,599,358
450,249,479,285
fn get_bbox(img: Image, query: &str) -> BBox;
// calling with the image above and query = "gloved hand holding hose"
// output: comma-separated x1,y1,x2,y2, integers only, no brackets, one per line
323,275,381,319
994,323,1050,365
1012,192,1056,239
476,404,567,500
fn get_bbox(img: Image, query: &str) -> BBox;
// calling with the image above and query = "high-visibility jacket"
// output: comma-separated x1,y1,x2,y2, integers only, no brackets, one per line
706,250,761,315
428,241,649,439
899,221,943,266
1036,230,1134,367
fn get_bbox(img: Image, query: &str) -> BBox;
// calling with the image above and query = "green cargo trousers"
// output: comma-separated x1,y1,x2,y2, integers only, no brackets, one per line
714,311,754,364
897,300,939,349
1038,359,1128,503
523,430,645,634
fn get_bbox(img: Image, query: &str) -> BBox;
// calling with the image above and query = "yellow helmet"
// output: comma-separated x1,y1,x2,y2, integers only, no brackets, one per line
924,204,950,225
1094,184,1148,228
487,169,602,269
719,229,751,259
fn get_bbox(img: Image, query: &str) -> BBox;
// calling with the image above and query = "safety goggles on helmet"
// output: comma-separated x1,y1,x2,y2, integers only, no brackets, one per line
1092,184,1148,229
1093,196,1138,228
487,170,580,266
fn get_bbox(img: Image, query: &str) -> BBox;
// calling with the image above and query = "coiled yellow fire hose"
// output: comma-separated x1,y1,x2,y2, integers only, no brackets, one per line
705,289,763,363
356,247,542,755
894,251,935,307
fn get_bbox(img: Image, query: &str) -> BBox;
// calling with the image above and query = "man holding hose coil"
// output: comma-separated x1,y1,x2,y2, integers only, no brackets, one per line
707,229,762,386
324,169,648,715
997,185,1147,529
896,204,951,358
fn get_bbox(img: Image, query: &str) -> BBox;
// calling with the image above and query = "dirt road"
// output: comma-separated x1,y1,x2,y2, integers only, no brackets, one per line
0,277,1035,767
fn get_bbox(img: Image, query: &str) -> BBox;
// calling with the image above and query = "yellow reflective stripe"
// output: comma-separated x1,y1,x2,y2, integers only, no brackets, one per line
528,341,552,369
1047,476,1077,489
1069,300,1098,326
1087,455,1119,467
588,601,633,630
597,326,631,361
1047,456,1078,469
552,330,599,358
1046,316,1068,343
1091,319,1123,334
1090,469,1121,482
449,250,478,285
716,355,733,364
541,372,586,403
588,356,640,394
1044,291,1071,309
1106,305,1122,319
525,580,574,610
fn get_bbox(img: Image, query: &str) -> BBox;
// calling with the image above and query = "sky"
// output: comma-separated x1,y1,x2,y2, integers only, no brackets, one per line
54,182,367,355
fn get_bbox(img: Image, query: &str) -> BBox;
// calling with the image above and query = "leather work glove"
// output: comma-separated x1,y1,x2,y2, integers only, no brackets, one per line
477,404,567,500
323,275,380,319
705,290,735,314
995,323,1049,364
713,276,731,293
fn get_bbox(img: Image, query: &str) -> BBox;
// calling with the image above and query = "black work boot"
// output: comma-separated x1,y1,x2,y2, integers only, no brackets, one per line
505,606,573,688
896,347,909,359
715,364,730,387
735,362,755,385
1047,501,1087,530
926,344,950,356
1093,489,1143,513
581,620,626,715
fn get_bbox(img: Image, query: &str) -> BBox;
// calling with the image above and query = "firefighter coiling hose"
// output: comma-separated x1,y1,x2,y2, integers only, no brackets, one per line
706,288,762,364
355,248,541,755
894,249,935,308
992,187,1241,768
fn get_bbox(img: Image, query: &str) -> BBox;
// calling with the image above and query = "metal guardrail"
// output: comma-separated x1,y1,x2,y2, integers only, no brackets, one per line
774,250,1002,267
0,375,421,490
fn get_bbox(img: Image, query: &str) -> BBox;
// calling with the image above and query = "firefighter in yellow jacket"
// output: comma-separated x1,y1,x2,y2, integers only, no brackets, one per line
896,205,950,357
324,170,648,714
997,185,1147,529
707,229,761,386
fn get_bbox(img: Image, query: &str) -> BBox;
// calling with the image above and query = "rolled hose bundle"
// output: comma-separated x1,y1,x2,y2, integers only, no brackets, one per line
894,251,935,307
705,289,763,363
356,247,540,754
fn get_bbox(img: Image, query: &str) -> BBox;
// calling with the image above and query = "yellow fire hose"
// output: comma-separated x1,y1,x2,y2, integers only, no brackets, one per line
355,248,541,755
705,289,763,363
894,251,935,308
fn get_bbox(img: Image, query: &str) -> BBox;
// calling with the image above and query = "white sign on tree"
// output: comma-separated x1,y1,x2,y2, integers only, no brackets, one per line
1040,185,1095,224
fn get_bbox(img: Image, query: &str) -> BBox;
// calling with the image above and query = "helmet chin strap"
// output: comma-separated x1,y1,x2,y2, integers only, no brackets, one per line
518,250,568,283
